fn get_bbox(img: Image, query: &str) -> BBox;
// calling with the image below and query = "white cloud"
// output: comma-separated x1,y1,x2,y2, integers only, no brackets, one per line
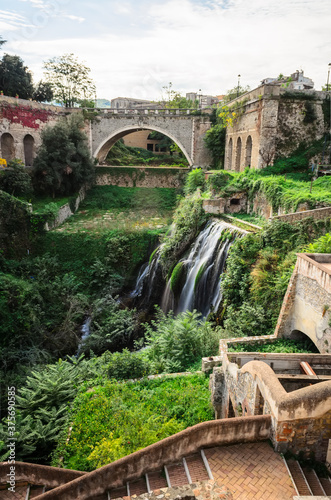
6,0,331,98
63,14,85,22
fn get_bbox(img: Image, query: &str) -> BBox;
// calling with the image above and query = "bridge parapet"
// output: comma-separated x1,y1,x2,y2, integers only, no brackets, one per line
89,107,212,116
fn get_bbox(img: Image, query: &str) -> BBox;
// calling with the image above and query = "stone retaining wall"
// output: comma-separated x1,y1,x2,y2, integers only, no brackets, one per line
95,166,189,188
271,206,331,223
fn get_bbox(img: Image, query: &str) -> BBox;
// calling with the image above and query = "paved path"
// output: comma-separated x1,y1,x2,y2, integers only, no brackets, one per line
205,441,296,500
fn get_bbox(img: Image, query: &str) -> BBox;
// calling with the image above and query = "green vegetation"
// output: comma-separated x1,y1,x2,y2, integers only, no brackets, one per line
143,309,221,373
220,217,331,336
0,159,33,197
33,114,94,197
211,168,331,213
54,374,213,471
184,168,205,194
228,338,318,353
106,138,188,167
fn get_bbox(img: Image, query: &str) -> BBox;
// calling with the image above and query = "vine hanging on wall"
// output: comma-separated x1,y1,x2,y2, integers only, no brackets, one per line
0,102,53,129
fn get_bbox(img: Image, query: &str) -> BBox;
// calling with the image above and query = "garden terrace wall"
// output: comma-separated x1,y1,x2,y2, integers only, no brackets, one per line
35,417,271,500
95,166,189,188
271,206,331,223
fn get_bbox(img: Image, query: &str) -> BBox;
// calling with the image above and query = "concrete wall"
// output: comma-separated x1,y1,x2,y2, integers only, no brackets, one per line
275,254,331,353
95,166,189,188
32,417,270,500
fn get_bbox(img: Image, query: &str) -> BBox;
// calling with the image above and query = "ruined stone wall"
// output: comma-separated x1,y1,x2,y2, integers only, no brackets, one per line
275,254,331,353
95,166,188,188
275,94,325,159
224,87,328,171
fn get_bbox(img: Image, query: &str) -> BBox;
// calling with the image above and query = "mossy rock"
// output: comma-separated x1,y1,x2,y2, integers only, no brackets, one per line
194,262,207,291
170,261,187,297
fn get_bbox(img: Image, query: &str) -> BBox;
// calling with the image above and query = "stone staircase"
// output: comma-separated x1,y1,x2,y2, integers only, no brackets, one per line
286,459,331,497
0,452,211,500
109,451,211,500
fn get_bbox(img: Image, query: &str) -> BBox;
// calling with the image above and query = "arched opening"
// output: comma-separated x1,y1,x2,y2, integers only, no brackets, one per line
227,138,233,170
235,137,242,172
1,133,15,162
94,126,192,166
24,134,35,166
254,387,265,415
245,136,252,168
289,329,320,353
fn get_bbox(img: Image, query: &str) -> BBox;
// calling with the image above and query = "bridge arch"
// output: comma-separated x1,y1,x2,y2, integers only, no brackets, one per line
93,125,193,166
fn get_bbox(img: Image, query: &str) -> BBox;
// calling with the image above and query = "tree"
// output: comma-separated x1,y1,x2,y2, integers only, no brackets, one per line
0,36,6,49
161,82,197,109
32,81,53,103
0,54,34,98
43,53,96,107
223,83,250,103
33,114,95,197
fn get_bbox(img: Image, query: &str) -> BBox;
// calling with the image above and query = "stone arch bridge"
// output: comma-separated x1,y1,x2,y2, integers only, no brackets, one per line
0,97,212,167
90,108,212,166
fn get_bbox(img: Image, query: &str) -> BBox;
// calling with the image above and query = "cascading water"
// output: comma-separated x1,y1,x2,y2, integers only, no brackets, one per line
130,220,246,317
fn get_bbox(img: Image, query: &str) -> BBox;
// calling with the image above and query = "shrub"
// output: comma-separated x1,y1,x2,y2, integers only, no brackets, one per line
0,159,33,196
184,168,205,194
144,309,221,373
33,114,94,197
107,349,151,380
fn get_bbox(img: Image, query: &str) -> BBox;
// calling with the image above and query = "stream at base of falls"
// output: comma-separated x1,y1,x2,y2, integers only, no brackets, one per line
130,220,246,318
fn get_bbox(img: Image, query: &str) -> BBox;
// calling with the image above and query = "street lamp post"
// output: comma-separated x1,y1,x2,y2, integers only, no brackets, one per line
327,63,331,91
237,75,241,98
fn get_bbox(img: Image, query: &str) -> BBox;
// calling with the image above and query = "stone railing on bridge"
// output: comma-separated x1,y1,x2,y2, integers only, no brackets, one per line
90,108,212,116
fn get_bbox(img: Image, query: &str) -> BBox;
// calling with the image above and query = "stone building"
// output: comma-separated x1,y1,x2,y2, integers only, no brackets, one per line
223,84,327,171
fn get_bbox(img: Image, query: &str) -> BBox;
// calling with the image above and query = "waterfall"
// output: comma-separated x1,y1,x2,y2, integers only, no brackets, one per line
76,317,91,357
130,220,246,317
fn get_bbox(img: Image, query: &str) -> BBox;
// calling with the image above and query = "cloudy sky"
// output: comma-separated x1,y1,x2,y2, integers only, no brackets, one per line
1,0,330,101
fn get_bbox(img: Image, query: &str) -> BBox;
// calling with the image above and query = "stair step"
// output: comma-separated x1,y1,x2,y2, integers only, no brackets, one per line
320,477,331,495
185,454,210,483
166,461,189,487
109,485,128,499
0,485,29,499
129,478,148,497
286,460,312,496
302,467,325,496
147,470,168,490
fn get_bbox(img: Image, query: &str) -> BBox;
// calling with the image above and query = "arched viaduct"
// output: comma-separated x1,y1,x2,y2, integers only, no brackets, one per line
0,97,212,168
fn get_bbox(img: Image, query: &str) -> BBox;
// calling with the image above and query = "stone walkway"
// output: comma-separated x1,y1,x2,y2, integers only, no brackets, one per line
205,441,296,500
